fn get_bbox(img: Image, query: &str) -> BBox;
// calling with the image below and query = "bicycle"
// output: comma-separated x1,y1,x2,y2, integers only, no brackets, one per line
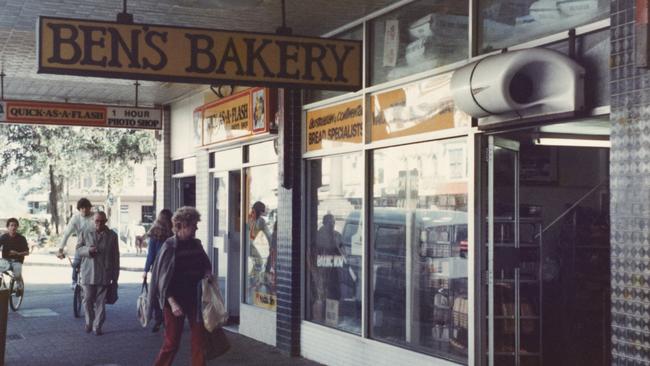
68,257,84,318
0,259,24,311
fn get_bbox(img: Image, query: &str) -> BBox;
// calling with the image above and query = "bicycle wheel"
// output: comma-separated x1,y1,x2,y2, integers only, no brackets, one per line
73,285,83,318
9,277,24,311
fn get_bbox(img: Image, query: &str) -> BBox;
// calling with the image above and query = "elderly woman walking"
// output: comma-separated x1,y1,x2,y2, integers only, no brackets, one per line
149,206,212,366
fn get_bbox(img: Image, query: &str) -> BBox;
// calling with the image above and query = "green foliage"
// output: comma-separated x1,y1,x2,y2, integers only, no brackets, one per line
0,124,157,230
17,217,47,238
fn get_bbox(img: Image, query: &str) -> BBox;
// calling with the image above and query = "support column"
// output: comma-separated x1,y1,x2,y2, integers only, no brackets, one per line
611,1,650,364
156,105,172,212
276,88,303,356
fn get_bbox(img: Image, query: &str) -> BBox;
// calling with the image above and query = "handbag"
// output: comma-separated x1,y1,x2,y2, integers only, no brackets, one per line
204,327,231,360
106,282,119,305
136,279,149,327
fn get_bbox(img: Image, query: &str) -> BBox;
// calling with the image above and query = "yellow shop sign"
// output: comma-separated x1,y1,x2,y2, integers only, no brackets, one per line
38,17,362,91
306,99,363,152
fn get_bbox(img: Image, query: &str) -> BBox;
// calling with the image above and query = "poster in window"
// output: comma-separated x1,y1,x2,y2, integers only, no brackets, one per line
251,88,266,132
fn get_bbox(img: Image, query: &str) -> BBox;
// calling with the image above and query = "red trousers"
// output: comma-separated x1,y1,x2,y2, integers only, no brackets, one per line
153,305,205,366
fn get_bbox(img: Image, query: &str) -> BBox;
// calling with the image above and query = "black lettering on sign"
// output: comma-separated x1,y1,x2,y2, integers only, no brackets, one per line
137,119,158,127
185,33,216,73
275,40,300,79
108,118,136,126
244,38,274,77
143,30,168,71
215,38,245,76
78,25,108,67
302,42,331,82
107,27,141,68
47,23,82,65
328,44,354,82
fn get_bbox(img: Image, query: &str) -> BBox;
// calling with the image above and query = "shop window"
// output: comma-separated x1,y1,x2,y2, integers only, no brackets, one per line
371,138,468,362
479,0,608,53
370,0,468,86
306,153,363,334
141,205,154,224
244,164,278,311
248,140,278,164
304,26,364,104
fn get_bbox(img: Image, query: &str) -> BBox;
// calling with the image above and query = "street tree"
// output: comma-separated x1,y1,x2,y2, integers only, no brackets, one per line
0,124,156,233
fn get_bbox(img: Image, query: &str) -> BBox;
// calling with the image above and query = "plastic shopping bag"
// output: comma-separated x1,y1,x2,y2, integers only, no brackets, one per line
137,280,149,327
201,278,228,332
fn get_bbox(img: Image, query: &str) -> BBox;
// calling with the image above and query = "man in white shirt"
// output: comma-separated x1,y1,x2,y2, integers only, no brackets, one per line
57,198,94,288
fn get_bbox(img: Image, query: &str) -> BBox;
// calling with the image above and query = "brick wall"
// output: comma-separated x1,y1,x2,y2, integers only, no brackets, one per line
275,89,303,356
611,0,650,364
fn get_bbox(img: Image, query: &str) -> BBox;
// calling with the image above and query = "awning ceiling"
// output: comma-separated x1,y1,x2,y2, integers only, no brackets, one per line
0,0,396,106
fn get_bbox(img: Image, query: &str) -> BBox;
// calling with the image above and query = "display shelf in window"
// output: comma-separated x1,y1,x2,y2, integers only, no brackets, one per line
488,216,543,365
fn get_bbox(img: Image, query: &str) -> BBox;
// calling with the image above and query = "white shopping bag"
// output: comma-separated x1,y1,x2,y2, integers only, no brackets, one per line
201,278,228,332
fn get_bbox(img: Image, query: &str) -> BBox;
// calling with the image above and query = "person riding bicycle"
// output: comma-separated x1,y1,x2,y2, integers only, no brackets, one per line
57,198,94,289
0,218,29,293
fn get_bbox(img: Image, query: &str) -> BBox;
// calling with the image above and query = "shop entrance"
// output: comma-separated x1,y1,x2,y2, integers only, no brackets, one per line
483,118,610,366
211,171,242,324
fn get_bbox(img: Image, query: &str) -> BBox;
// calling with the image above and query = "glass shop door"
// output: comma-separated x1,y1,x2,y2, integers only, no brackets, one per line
485,136,542,366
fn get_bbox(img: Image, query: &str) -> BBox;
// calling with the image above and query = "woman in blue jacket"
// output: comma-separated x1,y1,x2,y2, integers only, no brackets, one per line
143,208,173,332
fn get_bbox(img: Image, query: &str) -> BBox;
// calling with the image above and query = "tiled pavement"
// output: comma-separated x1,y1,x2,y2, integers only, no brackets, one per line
3,259,321,366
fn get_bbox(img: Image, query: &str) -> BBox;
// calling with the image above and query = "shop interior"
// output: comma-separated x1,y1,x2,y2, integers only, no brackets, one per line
488,117,610,366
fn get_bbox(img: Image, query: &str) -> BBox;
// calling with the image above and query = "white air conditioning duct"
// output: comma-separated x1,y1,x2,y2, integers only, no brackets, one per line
450,48,585,127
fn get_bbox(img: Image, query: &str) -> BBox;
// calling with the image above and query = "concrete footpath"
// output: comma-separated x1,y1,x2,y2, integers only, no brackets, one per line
26,251,149,272
2,255,322,365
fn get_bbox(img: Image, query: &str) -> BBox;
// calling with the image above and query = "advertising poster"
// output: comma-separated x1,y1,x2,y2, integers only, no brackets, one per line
371,73,469,142
305,99,363,152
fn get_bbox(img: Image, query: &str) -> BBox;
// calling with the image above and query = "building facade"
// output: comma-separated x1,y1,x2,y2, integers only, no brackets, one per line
157,0,644,365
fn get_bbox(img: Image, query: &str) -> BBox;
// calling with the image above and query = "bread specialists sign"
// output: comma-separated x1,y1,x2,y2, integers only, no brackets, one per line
38,17,362,91
0,100,162,130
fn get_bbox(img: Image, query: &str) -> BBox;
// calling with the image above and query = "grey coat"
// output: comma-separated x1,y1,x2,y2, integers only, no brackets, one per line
147,236,210,321
76,229,120,286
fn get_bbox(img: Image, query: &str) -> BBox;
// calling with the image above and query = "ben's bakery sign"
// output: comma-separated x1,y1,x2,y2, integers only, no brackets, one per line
38,17,362,91
0,100,162,129
306,99,363,152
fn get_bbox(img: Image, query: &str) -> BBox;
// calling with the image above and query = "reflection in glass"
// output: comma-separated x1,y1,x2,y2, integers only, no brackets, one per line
371,138,468,362
214,177,228,292
479,0,608,53
245,164,278,311
371,0,468,85
306,154,363,334
371,73,470,143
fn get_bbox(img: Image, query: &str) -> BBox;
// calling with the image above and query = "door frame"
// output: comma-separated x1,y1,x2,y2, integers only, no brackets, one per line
479,135,521,366
209,170,242,320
